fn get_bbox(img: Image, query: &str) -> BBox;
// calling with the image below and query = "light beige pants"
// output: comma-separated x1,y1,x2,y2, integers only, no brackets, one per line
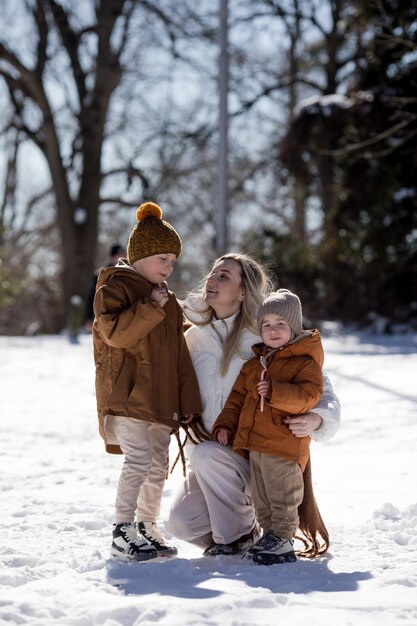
112,416,171,524
249,451,304,539
165,440,255,546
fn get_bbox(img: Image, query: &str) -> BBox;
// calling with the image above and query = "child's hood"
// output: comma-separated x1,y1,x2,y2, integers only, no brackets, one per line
251,328,324,367
95,259,169,291
96,260,137,290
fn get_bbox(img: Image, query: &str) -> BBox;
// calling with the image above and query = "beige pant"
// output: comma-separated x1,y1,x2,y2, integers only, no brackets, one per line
112,416,171,524
249,451,304,539
165,440,255,546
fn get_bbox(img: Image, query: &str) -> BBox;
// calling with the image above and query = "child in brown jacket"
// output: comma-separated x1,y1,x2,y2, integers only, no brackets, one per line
93,202,201,561
212,289,323,565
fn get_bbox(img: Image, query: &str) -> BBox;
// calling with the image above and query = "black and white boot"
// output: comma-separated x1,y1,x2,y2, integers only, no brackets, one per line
245,533,297,565
111,522,158,562
137,522,178,557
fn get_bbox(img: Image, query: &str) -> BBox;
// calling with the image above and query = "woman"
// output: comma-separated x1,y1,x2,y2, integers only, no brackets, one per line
165,253,340,556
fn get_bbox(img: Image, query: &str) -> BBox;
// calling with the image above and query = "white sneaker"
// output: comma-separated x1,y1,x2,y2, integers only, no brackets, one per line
137,521,178,557
111,522,158,561
246,533,297,565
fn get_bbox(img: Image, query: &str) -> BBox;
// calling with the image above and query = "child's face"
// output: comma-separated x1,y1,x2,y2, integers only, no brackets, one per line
132,253,176,284
261,313,293,349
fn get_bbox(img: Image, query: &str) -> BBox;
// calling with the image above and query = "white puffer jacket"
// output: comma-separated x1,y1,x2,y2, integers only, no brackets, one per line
184,299,340,443
185,315,257,434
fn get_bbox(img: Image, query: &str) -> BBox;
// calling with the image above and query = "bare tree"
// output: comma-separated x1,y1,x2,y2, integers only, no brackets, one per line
0,0,221,329
0,0,139,319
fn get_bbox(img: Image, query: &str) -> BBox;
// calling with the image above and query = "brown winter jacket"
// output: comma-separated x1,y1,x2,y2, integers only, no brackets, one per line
93,262,202,454
212,329,324,471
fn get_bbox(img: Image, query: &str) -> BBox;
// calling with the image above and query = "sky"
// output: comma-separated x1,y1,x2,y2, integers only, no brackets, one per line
0,325,416,626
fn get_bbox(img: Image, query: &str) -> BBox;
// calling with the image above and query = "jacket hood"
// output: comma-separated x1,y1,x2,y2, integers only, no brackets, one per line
252,328,324,367
182,294,211,324
182,294,242,329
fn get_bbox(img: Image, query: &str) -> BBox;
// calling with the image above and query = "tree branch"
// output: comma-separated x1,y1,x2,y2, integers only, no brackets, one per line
34,0,48,75
318,117,415,157
0,128,19,235
45,0,87,104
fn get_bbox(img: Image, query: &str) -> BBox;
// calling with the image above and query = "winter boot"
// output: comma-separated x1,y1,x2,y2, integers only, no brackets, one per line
137,521,178,557
111,522,158,562
246,533,297,565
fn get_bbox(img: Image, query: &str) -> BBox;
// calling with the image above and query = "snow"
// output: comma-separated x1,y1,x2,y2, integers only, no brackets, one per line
293,94,354,117
1,327,416,626
393,187,416,202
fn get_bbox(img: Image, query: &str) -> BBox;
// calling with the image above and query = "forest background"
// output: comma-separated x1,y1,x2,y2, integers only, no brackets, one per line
0,0,416,335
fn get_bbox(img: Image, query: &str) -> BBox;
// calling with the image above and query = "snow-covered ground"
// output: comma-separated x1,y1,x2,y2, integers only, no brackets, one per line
0,327,416,626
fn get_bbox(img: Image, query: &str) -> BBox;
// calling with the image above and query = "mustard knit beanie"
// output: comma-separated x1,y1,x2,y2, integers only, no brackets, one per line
127,202,182,264
258,289,303,336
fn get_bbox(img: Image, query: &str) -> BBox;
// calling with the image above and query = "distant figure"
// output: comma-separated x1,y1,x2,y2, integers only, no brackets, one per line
84,244,126,332
67,295,85,344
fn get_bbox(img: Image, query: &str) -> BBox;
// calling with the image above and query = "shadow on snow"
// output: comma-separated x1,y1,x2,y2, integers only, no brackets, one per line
106,553,372,599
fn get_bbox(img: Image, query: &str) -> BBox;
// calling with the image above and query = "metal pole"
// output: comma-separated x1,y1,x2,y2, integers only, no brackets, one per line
216,0,229,256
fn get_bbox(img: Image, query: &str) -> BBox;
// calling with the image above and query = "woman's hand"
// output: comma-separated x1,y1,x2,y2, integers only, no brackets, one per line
283,412,323,437
217,428,230,445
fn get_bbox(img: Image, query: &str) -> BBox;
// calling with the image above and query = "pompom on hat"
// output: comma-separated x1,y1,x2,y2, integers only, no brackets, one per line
258,288,303,337
127,201,182,264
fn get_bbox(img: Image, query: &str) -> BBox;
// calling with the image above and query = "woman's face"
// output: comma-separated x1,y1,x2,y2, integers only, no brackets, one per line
204,258,245,318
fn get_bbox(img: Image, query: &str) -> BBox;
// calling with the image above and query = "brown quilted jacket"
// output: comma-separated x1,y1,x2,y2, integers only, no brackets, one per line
93,262,201,454
212,330,324,471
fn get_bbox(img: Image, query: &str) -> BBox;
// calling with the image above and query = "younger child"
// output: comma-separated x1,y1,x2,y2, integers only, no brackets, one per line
212,289,324,565
93,202,201,561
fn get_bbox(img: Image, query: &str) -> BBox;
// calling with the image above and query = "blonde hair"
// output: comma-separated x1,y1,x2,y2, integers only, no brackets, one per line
184,253,273,375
